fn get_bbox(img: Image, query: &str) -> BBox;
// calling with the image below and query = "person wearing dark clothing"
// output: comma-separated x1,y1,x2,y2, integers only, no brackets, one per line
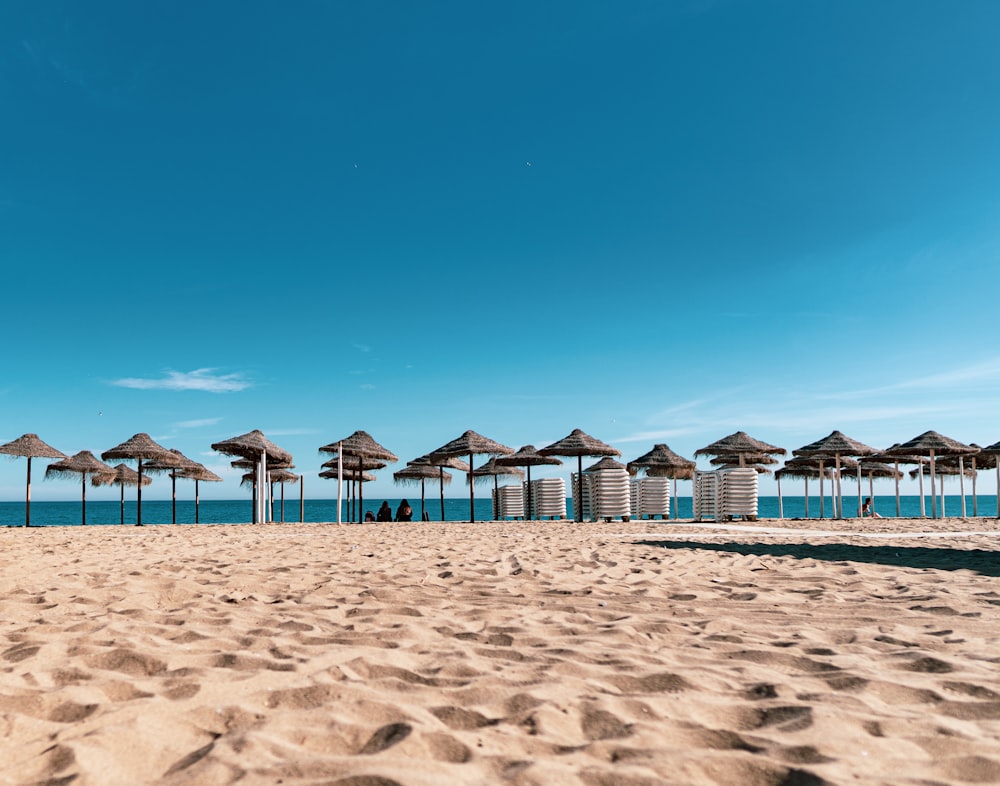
395,499,413,522
376,501,393,522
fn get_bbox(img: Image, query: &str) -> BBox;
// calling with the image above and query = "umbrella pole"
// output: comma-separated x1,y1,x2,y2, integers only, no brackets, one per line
576,455,583,522
300,476,304,523
81,473,87,526
469,452,475,523
777,475,783,519
171,471,177,524
195,479,200,524
252,475,257,524
439,467,445,521
892,459,900,519
972,458,978,517
930,451,937,519
918,462,925,517
856,464,862,518
804,477,809,518
25,456,31,527
959,456,967,518
526,465,532,522
420,478,426,521
869,473,874,516
120,483,125,525
493,474,499,520
996,461,1000,518
358,460,364,524
281,482,285,523
818,460,825,519
835,454,843,519
137,459,144,526
940,471,946,517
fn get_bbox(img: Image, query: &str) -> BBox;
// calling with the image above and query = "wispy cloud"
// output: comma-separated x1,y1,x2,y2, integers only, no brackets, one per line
175,417,222,429
360,384,376,390
819,358,1000,401
353,343,371,353
111,369,251,393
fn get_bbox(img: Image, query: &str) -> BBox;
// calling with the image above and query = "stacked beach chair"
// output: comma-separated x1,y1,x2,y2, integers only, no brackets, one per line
493,484,524,520
630,477,671,519
526,477,566,519
574,465,631,521
720,468,758,519
693,468,758,520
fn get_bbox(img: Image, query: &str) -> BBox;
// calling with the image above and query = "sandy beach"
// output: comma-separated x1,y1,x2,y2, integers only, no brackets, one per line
2,518,1000,786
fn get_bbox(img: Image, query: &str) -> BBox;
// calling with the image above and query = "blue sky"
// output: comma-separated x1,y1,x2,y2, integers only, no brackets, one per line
3,0,1000,502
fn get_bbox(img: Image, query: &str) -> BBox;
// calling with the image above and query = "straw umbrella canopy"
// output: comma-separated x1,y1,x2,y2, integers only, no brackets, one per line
426,431,514,522
101,433,180,526
318,431,398,523
143,448,202,524
493,445,561,520
176,464,222,524
886,431,978,519
791,431,877,519
470,458,525,519
394,461,454,521
211,430,293,523
406,453,470,521
44,450,115,525
91,463,152,524
538,429,621,522
0,433,67,527
626,443,694,520
695,431,786,467
709,453,779,467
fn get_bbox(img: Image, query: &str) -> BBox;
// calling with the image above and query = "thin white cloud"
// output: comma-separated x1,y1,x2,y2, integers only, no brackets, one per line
111,369,252,393
820,358,1000,401
353,343,372,353
176,417,222,429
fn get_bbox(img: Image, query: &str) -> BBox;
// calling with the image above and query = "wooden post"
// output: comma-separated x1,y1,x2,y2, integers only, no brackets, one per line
959,456,967,518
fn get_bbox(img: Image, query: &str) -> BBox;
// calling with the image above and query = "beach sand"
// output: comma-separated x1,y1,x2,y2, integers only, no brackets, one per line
2,518,1000,785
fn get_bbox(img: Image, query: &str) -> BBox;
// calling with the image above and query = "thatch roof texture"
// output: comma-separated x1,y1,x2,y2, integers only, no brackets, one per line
538,429,620,459
319,431,398,462
102,433,180,464
0,433,67,460
792,430,878,458
394,463,453,485
428,430,515,460
92,464,152,488
885,431,979,457
319,468,376,482
321,456,387,472
210,430,293,464
470,457,526,484
695,431,785,458
143,448,202,474
45,450,113,481
584,457,627,473
627,444,695,479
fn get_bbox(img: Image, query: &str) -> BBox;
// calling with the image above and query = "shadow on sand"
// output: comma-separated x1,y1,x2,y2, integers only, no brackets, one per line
636,539,1000,578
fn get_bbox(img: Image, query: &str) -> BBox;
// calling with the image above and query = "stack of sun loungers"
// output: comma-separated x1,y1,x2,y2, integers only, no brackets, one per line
693,470,720,520
630,477,671,519
719,467,758,519
574,466,631,521
693,468,759,520
526,477,566,519
493,484,524,520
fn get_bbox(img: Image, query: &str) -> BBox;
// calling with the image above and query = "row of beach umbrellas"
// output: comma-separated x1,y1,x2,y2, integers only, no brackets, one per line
4,427,1000,526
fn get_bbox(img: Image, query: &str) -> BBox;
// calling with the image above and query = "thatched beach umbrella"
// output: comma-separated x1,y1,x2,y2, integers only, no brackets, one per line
143,448,202,524
792,431,877,519
177,464,222,524
626,444,694,520
44,450,114,525
394,461,454,521
319,431,397,523
886,431,978,519
92,463,152,524
470,457,526,519
495,445,562,522
101,433,180,526
427,430,515,523
538,429,621,522
695,432,786,467
211,430,293,524
0,433,67,527
406,453,470,521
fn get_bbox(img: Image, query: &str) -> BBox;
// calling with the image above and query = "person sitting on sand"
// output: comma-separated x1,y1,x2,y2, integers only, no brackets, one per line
376,501,393,522
364,510,375,522
861,497,882,518
395,499,413,522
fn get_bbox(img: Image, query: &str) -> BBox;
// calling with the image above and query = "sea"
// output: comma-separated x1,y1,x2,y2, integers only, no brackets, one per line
1,495,996,527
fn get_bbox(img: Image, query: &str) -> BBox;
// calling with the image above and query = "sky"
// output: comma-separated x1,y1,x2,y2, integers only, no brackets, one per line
2,0,1000,503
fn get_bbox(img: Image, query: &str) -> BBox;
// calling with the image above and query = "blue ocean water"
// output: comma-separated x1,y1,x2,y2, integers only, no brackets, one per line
1,494,995,527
